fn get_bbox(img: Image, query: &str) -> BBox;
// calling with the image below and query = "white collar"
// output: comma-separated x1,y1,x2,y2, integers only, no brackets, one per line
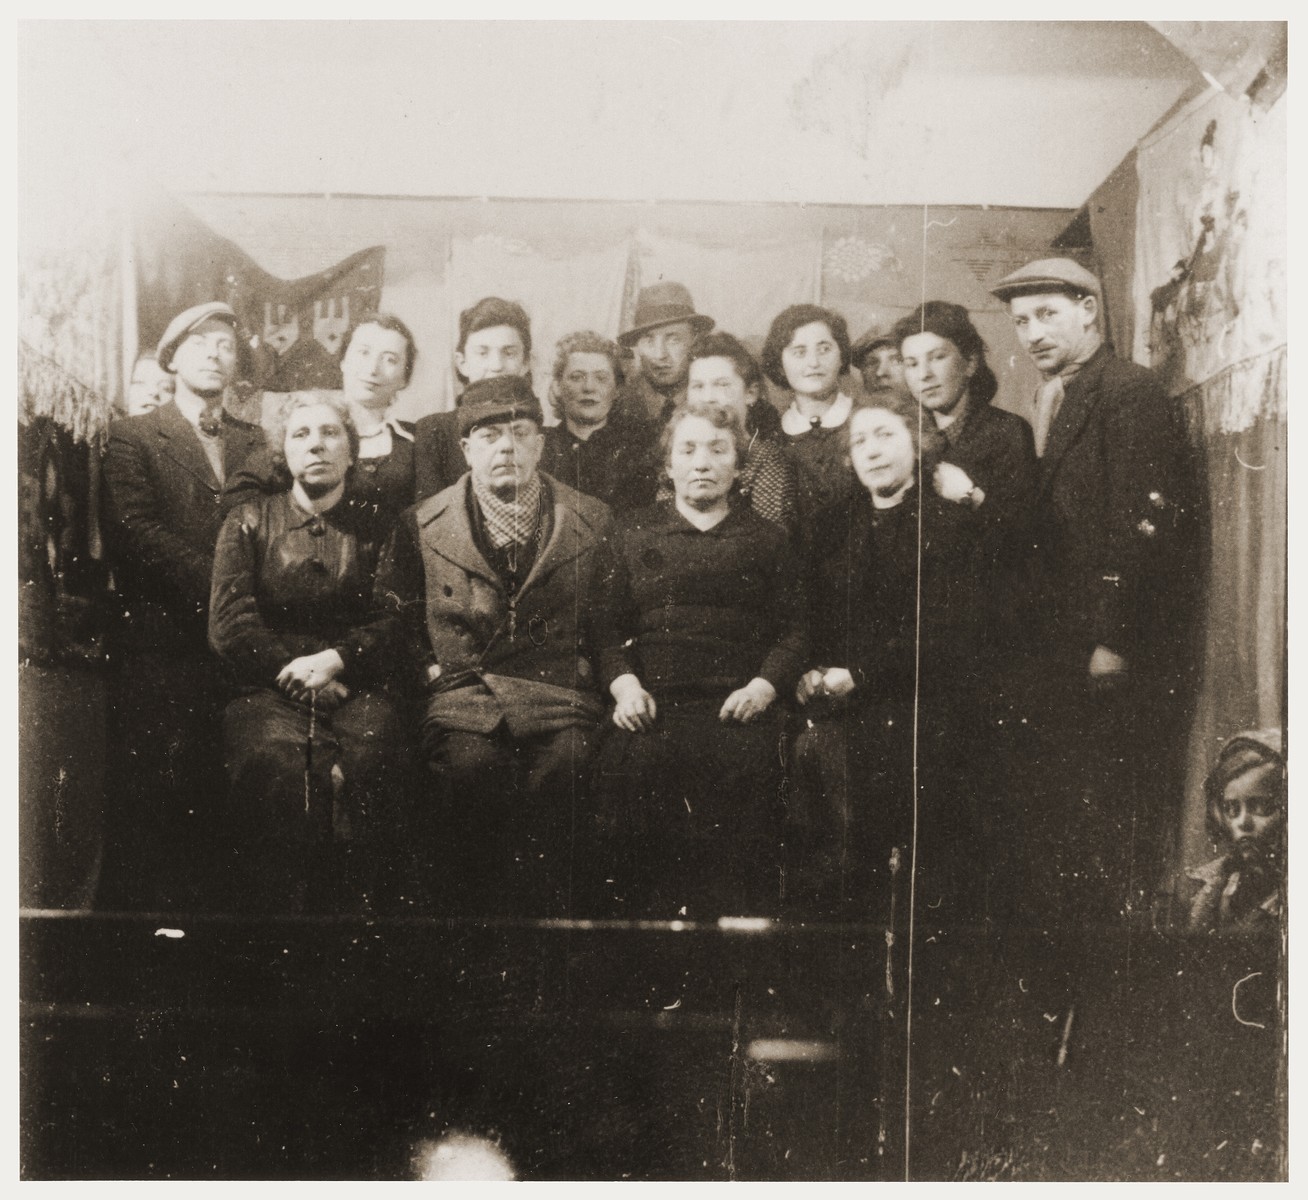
355,414,414,458
781,391,852,436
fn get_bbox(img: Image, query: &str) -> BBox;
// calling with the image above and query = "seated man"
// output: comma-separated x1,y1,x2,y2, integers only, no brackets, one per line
377,375,612,915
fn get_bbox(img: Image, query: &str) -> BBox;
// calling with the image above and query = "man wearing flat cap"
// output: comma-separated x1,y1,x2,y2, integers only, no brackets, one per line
617,282,715,424
990,256,1201,925
850,325,910,399
99,301,265,908
376,374,612,915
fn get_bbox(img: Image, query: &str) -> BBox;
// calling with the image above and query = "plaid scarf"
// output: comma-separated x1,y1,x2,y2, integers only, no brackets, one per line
471,474,543,549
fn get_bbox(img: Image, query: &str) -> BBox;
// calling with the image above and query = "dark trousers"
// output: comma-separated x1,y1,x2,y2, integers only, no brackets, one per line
589,699,788,919
419,715,599,917
97,649,227,911
790,698,981,923
223,688,407,913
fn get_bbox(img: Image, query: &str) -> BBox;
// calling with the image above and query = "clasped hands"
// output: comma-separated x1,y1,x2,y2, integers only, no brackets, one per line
796,666,856,705
276,649,348,708
609,672,777,733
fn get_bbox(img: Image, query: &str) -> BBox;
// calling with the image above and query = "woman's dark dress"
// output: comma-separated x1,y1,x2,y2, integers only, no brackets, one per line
793,484,984,917
209,489,404,912
590,501,807,917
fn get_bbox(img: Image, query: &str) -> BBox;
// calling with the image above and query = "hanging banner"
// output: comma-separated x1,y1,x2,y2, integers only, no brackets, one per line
134,195,385,394
1133,90,1286,417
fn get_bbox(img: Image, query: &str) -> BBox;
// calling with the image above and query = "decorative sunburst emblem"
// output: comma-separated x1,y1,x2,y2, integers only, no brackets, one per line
824,236,896,283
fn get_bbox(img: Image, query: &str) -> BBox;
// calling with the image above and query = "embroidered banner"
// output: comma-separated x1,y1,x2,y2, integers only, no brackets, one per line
134,194,385,394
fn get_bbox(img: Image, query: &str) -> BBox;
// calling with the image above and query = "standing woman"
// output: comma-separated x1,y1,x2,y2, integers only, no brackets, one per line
224,313,418,532
761,304,857,524
893,301,1036,553
677,331,799,539
792,390,984,918
590,401,807,918
894,302,1040,864
210,392,406,912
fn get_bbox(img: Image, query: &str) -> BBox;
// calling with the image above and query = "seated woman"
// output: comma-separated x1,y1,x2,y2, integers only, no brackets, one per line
653,331,799,539
224,312,418,532
791,390,984,919
761,303,857,525
590,401,807,918
209,392,406,912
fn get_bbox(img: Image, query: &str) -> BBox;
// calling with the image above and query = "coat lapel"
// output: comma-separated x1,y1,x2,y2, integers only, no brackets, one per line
517,482,601,597
222,415,264,477
1037,348,1107,493
417,480,501,587
154,400,220,491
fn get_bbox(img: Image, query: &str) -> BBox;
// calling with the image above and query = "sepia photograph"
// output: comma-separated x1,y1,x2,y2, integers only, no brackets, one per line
17,15,1288,1182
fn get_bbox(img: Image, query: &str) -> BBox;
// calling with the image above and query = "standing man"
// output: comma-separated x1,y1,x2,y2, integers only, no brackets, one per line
539,330,659,511
990,257,1201,924
616,282,714,424
850,325,910,399
412,296,533,501
377,375,612,915
99,301,265,908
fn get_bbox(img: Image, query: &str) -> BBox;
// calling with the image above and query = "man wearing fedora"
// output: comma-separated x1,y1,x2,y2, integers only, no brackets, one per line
989,257,1201,928
377,374,612,916
99,301,265,908
617,281,715,424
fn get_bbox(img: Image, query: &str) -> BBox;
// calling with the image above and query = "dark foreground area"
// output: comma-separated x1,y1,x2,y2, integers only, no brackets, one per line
21,910,1284,1180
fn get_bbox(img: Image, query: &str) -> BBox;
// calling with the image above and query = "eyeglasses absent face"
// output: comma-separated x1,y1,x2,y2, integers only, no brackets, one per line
170,318,237,394
635,322,695,389
666,413,739,510
283,403,354,494
862,345,906,393
558,352,618,428
899,332,975,418
781,321,842,399
1219,762,1285,862
687,355,757,429
848,405,916,499
457,325,529,383
341,322,410,407
1007,292,1097,375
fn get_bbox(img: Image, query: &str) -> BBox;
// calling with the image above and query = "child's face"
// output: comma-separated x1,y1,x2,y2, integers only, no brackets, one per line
1220,762,1284,862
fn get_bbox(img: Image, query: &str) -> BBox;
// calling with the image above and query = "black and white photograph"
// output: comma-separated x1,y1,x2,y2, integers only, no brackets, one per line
17,16,1288,1182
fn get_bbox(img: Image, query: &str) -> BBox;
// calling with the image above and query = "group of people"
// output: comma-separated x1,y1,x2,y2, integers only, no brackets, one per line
97,257,1227,928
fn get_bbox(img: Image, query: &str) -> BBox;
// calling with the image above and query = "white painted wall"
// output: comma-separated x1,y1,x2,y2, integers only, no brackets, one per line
19,20,1198,210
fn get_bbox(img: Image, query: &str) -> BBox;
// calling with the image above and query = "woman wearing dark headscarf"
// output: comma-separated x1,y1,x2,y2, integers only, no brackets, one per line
790,389,984,918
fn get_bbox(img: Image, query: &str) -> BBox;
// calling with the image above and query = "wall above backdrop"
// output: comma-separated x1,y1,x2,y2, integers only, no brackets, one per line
21,21,1206,210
